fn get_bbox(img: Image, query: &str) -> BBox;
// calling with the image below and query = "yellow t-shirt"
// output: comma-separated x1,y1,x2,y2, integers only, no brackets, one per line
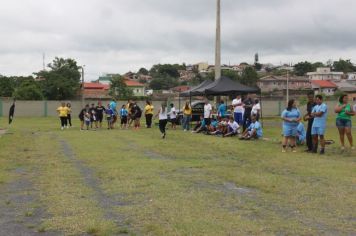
145,105,154,115
57,106,69,117
183,106,192,115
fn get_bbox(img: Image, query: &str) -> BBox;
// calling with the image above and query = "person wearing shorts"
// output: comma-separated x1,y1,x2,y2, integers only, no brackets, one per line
120,105,128,129
96,101,106,129
240,115,263,140
281,99,301,152
105,104,114,129
334,94,354,150
311,95,328,154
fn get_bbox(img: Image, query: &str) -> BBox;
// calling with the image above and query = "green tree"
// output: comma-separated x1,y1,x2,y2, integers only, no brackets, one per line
0,76,15,97
294,61,314,76
138,67,149,75
149,64,184,78
36,57,81,100
333,59,356,73
149,76,179,90
13,80,43,100
312,62,325,70
240,67,258,86
109,75,133,100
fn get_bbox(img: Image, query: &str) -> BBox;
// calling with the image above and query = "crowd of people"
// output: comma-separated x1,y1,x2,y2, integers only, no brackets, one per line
56,93,355,150
281,93,355,154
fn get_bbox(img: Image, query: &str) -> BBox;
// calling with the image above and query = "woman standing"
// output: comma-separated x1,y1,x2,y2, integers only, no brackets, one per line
66,102,72,128
334,94,355,150
182,101,192,131
56,102,69,130
155,102,168,139
144,101,154,128
281,99,302,152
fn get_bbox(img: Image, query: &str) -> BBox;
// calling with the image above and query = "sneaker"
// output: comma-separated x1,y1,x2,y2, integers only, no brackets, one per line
292,148,297,153
61,127,64,130
184,129,187,132
282,148,286,153
66,126,69,129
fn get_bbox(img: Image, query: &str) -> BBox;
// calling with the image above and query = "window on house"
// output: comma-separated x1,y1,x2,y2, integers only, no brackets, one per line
136,89,139,93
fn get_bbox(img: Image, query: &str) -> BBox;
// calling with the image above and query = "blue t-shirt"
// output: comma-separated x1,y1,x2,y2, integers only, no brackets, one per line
248,121,263,137
109,101,117,114
297,122,306,142
200,119,206,127
281,108,301,127
312,103,328,127
120,108,128,116
218,104,226,117
105,108,114,117
211,120,218,128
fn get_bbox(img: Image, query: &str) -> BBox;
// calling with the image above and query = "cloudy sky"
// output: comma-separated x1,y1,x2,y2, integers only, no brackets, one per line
1,0,356,81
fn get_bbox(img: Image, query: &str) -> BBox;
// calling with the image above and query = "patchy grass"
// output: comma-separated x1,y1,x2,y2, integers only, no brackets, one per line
0,116,355,235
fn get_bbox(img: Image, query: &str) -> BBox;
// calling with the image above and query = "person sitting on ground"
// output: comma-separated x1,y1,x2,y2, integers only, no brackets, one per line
296,122,306,145
223,116,240,137
209,117,228,136
240,115,263,140
206,117,219,134
192,115,207,133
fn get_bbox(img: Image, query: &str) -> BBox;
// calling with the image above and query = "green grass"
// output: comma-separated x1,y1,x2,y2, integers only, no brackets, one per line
0,116,355,235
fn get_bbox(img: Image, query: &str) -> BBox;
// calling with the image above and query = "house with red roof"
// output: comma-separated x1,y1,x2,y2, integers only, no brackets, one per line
311,80,337,96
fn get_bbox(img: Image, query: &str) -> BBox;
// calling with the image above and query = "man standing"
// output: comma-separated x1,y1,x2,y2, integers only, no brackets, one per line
311,95,328,154
232,95,244,125
204,99,212,127
96,101,106,129
109,99,118,128
242,94,253,131
303,92,316,152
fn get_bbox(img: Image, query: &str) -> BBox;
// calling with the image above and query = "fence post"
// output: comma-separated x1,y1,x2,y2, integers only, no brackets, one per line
278,101,281,116
44,100,48,117
0,99,3,117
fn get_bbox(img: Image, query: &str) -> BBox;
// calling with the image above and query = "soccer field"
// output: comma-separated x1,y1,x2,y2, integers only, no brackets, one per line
0,117,355,235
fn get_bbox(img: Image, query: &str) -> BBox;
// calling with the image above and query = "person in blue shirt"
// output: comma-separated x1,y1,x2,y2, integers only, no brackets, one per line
311,95,328,154
109,99,118,127
192,115,207,133
240,115,262,140
105,104,114,129
119,105,128,129
281,99,302,152
296,122,306,145
217,100,227,118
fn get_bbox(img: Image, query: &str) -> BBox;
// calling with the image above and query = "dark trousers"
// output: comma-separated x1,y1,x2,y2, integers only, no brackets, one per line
306,120,316,151
145,114,153,128
67,114,72,127
243,114,251,132
60,117,67,127
159,119,167,134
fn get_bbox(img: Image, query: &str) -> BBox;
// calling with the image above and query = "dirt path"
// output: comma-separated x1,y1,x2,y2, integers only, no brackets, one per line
0,167,59,236
59,139,131,234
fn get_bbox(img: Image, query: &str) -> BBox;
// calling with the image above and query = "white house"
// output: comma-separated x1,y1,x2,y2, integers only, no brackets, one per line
307,67,343,81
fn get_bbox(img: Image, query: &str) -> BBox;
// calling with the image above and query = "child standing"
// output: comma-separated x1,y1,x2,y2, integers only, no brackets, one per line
155,102,168,139
105,104,114,129
120,105,128,129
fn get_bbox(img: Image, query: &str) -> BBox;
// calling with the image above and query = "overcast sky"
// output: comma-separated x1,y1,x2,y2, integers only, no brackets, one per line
1,0,356,81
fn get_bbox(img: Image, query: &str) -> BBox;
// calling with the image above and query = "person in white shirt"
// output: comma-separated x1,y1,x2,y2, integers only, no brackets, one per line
168,103,177,130
232,95,244,125
224,116,240,137
203,99,212,126
251,99,261,120
155,102,168,139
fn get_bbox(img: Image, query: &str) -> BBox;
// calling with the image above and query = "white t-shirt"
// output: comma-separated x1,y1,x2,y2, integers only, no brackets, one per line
204,103,212,118
169,107,176,119
232,98,244,113
159,107,168,120
252,103,261,115
228,120,239,132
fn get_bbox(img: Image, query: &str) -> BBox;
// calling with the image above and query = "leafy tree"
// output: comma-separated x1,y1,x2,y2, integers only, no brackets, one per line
13,80,43,100
240,67,258,86
109,75,133,100
294,61,314,76
149,64,184,78
333,59,356,73
312,62,325,70
0,76,15,97
138,67,149,75
149,76,179,90
35,57,81,100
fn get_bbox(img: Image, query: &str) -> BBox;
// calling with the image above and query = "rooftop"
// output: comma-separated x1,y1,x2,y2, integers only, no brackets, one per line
311,80,337,88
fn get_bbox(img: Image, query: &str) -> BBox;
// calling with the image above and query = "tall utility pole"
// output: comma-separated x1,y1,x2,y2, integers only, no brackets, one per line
42,53,46,71
215,0,221,80
81,65,85,108
286,71,289,104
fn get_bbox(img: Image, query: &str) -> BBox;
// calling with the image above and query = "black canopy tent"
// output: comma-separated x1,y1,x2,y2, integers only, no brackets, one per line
179,80,213,97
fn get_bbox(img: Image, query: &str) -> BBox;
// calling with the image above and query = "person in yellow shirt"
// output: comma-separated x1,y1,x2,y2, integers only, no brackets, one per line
182,101,192,131
56,102,69,130
144,100,154,128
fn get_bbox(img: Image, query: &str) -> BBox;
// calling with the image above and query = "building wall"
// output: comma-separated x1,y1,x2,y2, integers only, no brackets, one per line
131,86,145,96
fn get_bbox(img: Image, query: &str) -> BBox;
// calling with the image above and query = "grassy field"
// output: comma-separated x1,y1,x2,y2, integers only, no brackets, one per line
0,116,355,235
